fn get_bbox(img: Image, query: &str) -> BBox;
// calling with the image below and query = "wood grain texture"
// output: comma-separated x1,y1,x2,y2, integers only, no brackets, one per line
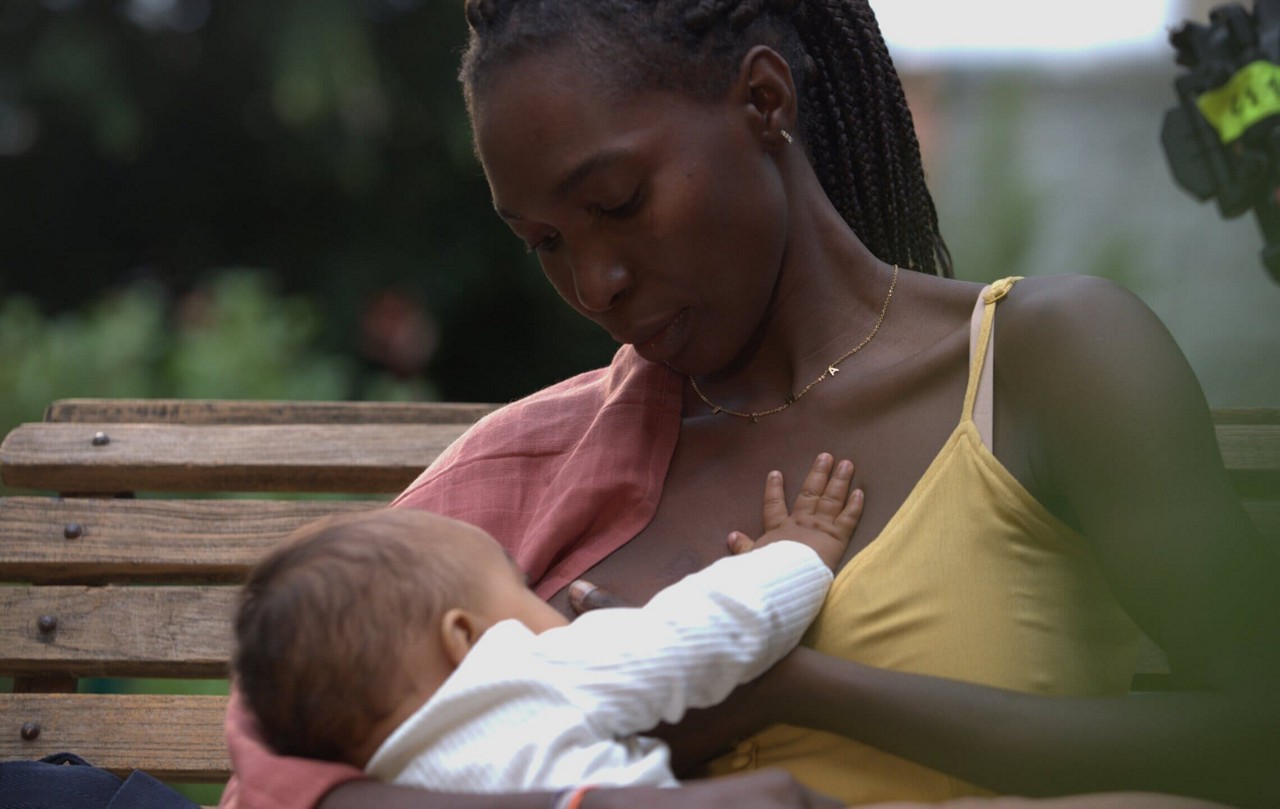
1215,422,1280,469
1208,408,1280,425
0,586,235,678
0,693,230,781
1217,422,1280,498
0,422,467,493
45,398,498,425
2,413,1273,496
0,497,382,584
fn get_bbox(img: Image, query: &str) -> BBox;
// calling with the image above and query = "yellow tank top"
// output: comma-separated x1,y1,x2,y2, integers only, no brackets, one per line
705,278,1140,805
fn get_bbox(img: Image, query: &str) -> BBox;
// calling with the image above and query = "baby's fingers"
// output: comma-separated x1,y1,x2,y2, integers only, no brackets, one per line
790,453,834,516
727,531,757,555
814,459,856,518
760,469,789,531
833,487,866,536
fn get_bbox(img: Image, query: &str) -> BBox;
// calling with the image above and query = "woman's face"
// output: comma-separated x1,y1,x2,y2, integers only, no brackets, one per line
471,50,791,376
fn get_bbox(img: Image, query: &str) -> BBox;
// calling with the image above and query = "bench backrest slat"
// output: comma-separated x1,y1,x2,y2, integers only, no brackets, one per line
0,423,467,493
2,586,234,679
0,694,230,781
0,497,379,584
1217,422,1280,498
44,398,498,425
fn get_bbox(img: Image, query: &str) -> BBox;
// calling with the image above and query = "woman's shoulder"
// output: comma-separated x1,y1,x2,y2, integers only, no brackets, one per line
1001,273,1151,325
996,273,1172,367
993,273,1206,424
903,271,1157,353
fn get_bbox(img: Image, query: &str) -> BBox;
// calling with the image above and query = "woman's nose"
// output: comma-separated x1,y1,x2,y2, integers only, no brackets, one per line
570,255,631,313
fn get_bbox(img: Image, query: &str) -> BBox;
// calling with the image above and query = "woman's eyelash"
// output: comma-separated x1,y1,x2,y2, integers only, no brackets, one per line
526,230,561,254
522,189,642,253
592,189,642,218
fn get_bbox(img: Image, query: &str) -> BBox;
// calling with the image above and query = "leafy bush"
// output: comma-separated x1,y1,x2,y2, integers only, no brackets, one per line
0,268,432,458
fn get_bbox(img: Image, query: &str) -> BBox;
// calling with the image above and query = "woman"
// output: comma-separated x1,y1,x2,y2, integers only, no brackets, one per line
220,1,1279,807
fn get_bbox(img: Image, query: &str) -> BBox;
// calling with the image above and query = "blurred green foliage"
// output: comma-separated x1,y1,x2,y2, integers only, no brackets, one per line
0,269,432,439
0,0,618,408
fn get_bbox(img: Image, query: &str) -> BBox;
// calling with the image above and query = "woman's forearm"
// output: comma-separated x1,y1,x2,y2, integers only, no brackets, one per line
318,781,558,809
319,770,844,809
765,648,1279,808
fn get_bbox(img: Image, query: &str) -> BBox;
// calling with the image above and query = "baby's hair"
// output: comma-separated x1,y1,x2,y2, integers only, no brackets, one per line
233,509,470,763
459,0,952,277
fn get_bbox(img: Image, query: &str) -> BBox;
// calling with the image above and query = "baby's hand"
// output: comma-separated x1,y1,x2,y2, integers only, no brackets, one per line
726,453,863,571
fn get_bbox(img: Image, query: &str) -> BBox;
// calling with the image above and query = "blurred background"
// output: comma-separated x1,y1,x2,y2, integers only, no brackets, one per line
1,0,1277,444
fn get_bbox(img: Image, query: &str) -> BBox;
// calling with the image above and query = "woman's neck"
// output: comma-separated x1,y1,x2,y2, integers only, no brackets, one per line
693,189,894,413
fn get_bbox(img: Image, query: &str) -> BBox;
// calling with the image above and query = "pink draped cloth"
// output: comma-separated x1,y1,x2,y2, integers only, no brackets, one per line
219,347,684,808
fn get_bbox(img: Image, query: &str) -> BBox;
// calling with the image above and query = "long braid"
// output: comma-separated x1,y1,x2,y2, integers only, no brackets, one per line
793,1,950,275
460,0,952,277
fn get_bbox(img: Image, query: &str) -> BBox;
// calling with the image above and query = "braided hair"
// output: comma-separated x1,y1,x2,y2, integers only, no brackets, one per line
460,0,952,277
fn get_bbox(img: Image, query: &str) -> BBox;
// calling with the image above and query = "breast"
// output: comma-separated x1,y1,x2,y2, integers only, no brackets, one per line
705,425,1141,805
811,422,1139,696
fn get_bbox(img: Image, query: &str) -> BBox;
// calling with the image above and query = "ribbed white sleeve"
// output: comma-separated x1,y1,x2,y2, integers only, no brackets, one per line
535,541,832,733
365,541,831,791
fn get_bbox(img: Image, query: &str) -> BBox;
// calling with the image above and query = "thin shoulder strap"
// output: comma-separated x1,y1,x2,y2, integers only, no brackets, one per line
962,276,1023,448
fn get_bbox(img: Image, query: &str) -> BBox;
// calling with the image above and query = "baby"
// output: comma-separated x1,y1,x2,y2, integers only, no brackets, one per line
232,453,862,793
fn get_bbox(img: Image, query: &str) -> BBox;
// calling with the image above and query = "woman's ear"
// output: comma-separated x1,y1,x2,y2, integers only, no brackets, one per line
439,607,481,668
734,45,798,150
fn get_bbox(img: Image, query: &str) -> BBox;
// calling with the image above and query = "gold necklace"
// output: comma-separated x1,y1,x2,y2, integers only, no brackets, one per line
689,264,899,423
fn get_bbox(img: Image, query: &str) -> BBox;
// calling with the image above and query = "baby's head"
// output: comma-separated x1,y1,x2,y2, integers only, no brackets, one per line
232,508,566,767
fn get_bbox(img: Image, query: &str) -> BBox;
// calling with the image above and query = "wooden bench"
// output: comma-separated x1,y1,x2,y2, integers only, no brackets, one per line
1,399,1277,799
0,399,496,801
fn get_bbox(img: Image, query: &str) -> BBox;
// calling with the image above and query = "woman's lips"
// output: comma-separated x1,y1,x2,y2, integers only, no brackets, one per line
632,309,689,363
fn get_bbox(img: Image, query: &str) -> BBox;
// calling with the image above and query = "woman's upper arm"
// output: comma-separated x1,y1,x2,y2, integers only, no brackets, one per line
998,275,1279,685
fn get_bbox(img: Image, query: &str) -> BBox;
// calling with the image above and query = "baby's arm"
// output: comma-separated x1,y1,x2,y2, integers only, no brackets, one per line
727,452,863,570
538,454,863,736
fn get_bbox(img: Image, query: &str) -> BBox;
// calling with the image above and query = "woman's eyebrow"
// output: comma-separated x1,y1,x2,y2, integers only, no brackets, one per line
494,149,629,222
553,149,627,199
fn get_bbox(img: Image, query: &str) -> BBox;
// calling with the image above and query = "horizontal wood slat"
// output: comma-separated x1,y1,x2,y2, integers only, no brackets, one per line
0,497,381,584
0,586,234,678
0,422,466,493
0,694,230,781
1209,408,1280,425
3,497,1266,588
45,398,497,425
3,416,1272,496
1217,422,1280,499
1216,422,1280,469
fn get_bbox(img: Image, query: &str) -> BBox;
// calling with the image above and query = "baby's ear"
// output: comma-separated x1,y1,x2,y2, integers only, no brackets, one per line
440,607,481,667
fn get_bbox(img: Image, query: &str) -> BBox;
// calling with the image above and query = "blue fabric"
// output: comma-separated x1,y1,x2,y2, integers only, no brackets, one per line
0,753,198,809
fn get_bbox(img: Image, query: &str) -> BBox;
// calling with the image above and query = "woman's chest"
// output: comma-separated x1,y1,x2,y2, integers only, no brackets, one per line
565,367,970,609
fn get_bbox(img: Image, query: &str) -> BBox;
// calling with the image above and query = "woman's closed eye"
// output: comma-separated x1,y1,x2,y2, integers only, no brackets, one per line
522,189,641,254
526,229,562,254
588,188,643,220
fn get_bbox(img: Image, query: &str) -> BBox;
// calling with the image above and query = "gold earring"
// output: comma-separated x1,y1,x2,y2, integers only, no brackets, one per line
780,129,794,144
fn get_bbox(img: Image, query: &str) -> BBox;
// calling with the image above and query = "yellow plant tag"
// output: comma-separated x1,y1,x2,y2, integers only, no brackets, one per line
1197,59,1280,143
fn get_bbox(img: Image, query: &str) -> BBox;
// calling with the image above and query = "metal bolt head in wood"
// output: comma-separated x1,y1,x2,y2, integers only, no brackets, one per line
37,615,57,634
91,431,110,446
64,522,83,539
20,722,40,741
